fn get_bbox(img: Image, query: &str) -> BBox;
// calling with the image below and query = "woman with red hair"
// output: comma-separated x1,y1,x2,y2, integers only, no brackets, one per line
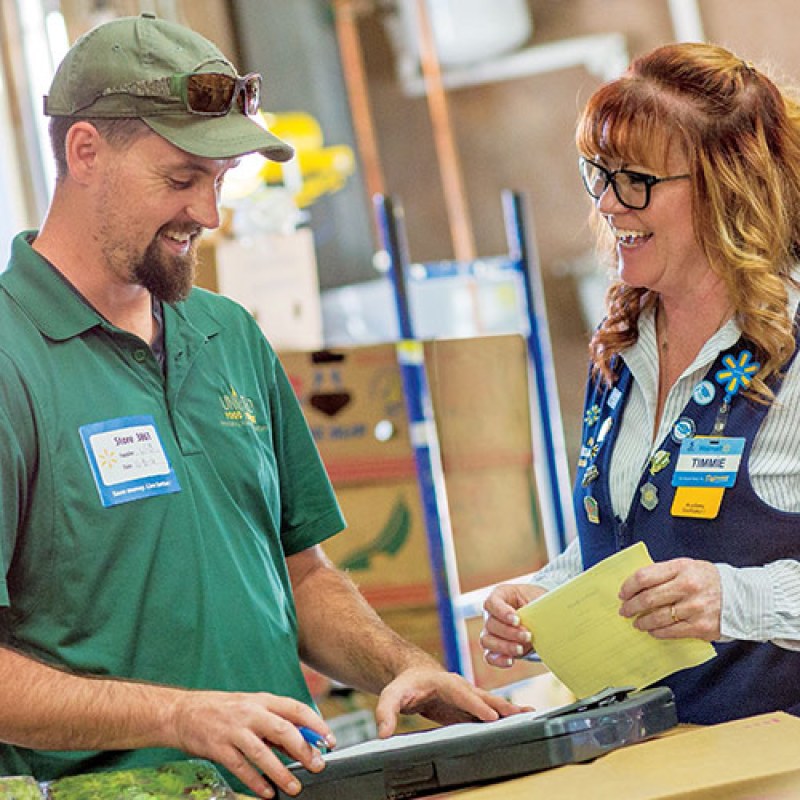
482,42,800,724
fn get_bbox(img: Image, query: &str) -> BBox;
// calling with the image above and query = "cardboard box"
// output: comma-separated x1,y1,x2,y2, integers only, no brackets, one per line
425,335,549,591
424,335,534,471
328,479,435,609
237,711,800,798
281,336,548,586
279,334,539,480
326,465,546,603
279,344,415,485
445,465,548,593
196,229,323,351
438,712,800,799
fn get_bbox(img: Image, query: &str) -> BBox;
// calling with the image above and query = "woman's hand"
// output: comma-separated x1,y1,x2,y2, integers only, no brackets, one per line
618,557,722,641
480,583,547,667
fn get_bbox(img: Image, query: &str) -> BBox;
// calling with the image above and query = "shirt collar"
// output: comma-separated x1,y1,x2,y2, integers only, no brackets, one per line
622,301,742,393
2,231,221,343
2,232,103,341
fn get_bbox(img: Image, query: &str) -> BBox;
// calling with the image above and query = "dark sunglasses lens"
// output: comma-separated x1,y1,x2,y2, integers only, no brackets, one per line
236,75,261,115
186,74,236,113
242,75,261,117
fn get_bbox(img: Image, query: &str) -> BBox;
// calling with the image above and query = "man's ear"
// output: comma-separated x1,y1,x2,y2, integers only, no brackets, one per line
64,121,103,184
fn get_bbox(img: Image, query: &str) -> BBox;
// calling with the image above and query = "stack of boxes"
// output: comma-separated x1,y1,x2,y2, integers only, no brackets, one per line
280,333,551,695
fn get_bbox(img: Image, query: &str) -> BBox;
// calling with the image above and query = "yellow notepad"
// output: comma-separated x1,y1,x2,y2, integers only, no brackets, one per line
517,541,716,698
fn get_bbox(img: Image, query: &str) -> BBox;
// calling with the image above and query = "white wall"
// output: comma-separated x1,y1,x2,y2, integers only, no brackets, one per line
0,67,29,269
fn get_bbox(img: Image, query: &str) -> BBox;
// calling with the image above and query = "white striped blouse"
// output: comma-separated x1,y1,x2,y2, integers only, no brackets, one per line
531,292,800,648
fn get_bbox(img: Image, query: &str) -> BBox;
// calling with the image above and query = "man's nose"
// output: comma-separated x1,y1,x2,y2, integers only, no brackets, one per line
187,187,221,230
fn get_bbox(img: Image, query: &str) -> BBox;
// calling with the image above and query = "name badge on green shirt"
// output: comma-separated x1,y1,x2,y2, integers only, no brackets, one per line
79,415,181,507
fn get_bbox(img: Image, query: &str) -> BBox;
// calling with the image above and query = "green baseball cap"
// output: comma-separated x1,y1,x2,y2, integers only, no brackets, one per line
43,13,294,162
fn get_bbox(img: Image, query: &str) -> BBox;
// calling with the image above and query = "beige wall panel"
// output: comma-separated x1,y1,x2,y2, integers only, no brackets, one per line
58,0,238,63
701,0,800,81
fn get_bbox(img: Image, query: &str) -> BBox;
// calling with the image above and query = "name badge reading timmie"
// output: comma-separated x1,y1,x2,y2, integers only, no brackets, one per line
670,435,744,519
80,415,181,507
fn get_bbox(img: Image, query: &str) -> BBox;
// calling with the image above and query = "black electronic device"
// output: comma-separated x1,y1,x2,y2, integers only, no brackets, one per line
276,686,678,800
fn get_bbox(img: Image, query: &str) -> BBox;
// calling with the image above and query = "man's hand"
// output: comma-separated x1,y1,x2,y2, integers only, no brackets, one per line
374,666,523,738
0,646,334,800
618,557,722,641
167,691,334,799
480,583,547,667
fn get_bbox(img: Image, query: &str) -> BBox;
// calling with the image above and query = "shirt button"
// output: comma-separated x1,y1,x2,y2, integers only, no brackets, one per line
133,348,148,362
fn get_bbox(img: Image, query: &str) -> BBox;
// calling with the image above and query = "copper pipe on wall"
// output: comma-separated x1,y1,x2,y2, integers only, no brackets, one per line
332,0,387,246
413,0,476,262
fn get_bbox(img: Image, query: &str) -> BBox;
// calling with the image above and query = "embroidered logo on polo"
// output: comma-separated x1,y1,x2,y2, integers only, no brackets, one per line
219,385,258,426
80,415,181,507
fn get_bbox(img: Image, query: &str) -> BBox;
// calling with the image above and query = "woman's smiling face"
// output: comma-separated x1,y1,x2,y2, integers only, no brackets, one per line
593,149,712,299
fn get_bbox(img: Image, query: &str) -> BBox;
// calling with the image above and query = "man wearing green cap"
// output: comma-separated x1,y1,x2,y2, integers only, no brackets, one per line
0,13,518,799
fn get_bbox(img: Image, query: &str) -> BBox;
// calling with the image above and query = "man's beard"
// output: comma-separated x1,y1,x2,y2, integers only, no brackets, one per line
132,231,199,303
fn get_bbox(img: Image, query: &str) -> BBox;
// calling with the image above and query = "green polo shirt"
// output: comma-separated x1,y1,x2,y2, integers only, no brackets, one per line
0,233,345,783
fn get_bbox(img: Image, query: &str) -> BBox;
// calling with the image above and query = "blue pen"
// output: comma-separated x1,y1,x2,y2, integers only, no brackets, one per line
298,725,329,752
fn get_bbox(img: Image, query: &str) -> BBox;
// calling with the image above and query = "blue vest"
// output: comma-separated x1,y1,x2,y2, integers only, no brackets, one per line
574,336,800,724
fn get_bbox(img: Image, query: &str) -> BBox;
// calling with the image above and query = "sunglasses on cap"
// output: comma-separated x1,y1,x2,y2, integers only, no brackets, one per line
99,71,262,117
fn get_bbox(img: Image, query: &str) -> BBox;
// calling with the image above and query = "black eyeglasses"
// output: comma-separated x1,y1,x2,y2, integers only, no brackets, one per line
99,72,262,117
579,157,690,210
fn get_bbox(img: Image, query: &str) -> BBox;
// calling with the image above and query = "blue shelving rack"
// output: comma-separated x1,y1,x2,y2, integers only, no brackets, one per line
374,190,574,677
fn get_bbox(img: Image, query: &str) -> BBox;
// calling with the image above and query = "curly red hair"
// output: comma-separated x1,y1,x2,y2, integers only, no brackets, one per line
578,42,800,401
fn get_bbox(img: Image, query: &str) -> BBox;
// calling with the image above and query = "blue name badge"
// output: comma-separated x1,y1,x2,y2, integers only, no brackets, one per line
79,415,181,507
672,436,745,489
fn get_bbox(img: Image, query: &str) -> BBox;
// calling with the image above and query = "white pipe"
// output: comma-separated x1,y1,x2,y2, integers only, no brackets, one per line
668,0,706,42
400,34,629,96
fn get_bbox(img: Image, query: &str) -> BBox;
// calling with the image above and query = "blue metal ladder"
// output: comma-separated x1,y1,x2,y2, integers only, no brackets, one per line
373,190,574,677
